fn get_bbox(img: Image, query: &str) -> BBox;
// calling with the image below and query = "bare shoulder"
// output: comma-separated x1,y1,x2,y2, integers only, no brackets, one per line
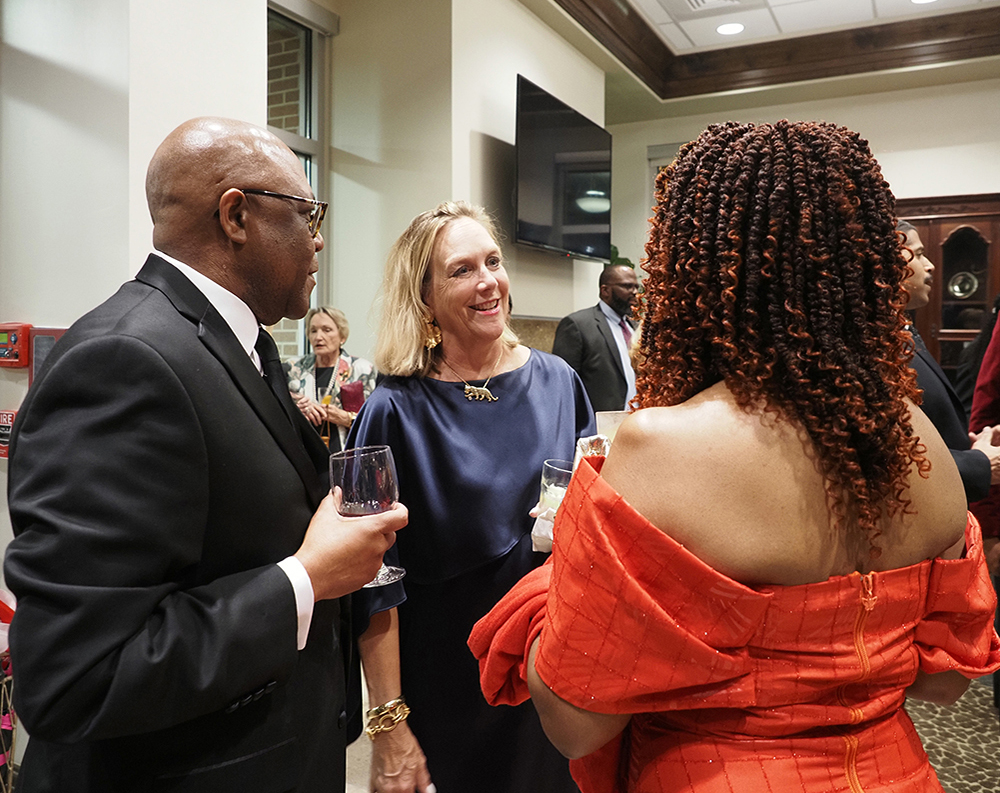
604,383,809,492
602,391,742,495
878,399,967,568
600,390,970,584
601,385,835,584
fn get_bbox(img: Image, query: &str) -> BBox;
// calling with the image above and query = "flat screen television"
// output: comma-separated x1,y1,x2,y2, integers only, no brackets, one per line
515,75,612,262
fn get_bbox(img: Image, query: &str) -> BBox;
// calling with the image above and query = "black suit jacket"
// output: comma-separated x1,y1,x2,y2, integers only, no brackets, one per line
4,256,350,793
911,342,990,503
551,304,631,412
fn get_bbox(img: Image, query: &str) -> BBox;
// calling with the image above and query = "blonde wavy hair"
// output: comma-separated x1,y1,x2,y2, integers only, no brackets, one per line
375,201,519,377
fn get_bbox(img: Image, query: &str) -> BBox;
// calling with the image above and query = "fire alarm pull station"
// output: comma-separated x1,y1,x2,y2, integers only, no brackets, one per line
0,322,32,368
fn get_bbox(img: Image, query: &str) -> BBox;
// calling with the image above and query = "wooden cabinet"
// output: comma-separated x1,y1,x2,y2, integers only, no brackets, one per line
897,194,1000,382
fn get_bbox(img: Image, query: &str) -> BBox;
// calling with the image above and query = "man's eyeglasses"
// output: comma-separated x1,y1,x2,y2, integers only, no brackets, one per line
240,189,328,238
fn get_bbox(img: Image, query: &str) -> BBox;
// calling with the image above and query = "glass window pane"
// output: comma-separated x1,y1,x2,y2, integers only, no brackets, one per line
267,10,312,138
296,152,314,188
941,226,990,329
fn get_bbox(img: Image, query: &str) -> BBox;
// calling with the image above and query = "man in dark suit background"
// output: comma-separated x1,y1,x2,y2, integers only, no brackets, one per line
551,264,640,412
900,220,1000,503
4,118,406,792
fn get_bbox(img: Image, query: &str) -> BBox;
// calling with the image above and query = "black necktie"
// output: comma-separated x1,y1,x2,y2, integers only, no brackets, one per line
255,328,296,425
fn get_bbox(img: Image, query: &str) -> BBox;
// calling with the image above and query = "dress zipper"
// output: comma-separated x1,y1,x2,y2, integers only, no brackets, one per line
840,572,877,793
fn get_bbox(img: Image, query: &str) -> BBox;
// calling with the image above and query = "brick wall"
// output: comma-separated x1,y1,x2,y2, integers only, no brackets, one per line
267,15,308,362
267,18,305,134
270,318,302,363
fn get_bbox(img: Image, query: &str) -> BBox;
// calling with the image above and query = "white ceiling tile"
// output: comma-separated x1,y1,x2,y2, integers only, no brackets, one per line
679,8,780,48
874,0,989,19
772,0,874,34
631,0,673,26
656,21,697,51
767,0,819,6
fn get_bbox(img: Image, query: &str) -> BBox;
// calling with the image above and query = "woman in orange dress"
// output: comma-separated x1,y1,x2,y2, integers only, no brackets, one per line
470,120,1000,792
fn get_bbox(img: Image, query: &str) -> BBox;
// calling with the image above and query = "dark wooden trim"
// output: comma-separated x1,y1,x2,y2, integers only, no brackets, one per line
937,329,979,342
553,0,674,94
899,200,1000,363
554,1,1000,100
896,194,1000,220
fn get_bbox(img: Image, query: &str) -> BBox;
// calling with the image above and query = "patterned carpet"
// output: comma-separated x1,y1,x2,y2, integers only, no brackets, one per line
907,676,1000,793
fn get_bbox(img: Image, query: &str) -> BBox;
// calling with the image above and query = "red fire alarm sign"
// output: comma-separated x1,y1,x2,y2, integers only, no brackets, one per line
0,410,15,459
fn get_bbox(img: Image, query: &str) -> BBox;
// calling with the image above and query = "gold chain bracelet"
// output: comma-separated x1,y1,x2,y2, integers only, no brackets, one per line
365,696,411,740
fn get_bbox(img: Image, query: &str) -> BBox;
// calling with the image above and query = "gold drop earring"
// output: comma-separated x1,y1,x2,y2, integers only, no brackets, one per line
424,318,442,350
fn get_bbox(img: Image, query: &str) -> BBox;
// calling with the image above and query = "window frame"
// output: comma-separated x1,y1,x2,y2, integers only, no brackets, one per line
267,0,337,356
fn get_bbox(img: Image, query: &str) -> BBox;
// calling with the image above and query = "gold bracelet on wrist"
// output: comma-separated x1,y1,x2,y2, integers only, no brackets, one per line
365,696,410,740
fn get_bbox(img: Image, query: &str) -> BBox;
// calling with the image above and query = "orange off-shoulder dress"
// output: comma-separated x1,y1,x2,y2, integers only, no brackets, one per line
469,458,1000,793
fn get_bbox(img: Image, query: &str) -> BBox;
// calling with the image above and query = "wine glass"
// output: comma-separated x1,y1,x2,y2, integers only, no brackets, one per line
329,445,406,588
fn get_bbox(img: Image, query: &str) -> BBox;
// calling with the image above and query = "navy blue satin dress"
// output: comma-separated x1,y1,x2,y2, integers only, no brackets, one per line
349,350,594,793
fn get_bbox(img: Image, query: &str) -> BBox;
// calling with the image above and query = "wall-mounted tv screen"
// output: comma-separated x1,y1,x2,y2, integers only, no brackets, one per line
515,75,611,262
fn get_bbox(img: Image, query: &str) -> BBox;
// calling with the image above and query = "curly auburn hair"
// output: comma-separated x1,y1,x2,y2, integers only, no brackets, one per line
638,120,927,554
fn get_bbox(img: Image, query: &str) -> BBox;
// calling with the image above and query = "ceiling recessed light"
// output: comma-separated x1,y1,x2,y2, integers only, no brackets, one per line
910,0,938,4
716,22,745,36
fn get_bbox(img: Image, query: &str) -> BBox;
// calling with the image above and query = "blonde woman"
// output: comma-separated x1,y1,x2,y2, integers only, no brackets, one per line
348,201,594,793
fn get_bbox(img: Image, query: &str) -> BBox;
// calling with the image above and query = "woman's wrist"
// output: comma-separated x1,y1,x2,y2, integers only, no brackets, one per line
326,406,357,427
365,696,410,740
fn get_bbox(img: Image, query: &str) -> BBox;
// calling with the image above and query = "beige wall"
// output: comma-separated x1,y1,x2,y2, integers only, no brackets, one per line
609,75,1000,268
1,0,130,330
0,0,267,567
325,0,453,361
451,0,607,320
325,0,608,363
129,0,268,270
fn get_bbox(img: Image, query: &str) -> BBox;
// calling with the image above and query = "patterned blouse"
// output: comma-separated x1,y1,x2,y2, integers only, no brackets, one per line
286,350,377,448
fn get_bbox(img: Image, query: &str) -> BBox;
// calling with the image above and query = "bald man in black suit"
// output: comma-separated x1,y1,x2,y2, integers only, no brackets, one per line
4,118,406,792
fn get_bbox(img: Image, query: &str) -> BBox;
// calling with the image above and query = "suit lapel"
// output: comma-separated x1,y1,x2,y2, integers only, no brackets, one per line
915,345,969,426
592,305,626,382
135,255,323,497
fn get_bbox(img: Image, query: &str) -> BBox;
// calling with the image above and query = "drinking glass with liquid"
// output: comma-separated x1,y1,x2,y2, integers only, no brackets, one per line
329,445,406,587
540,459,574,514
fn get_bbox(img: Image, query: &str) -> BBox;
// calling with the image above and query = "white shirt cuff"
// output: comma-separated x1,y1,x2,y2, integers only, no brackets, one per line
277,556,315,650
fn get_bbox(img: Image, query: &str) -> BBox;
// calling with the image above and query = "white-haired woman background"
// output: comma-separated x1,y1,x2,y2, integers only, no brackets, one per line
287,306,376,450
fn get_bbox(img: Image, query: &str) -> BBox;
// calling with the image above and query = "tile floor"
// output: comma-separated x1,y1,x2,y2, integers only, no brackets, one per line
346,731,372,793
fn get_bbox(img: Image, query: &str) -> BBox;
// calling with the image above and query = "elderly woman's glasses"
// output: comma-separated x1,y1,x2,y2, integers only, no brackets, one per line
241,189,328,238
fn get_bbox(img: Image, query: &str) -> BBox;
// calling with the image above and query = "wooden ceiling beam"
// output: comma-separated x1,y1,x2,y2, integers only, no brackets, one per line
553,1,1000,100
